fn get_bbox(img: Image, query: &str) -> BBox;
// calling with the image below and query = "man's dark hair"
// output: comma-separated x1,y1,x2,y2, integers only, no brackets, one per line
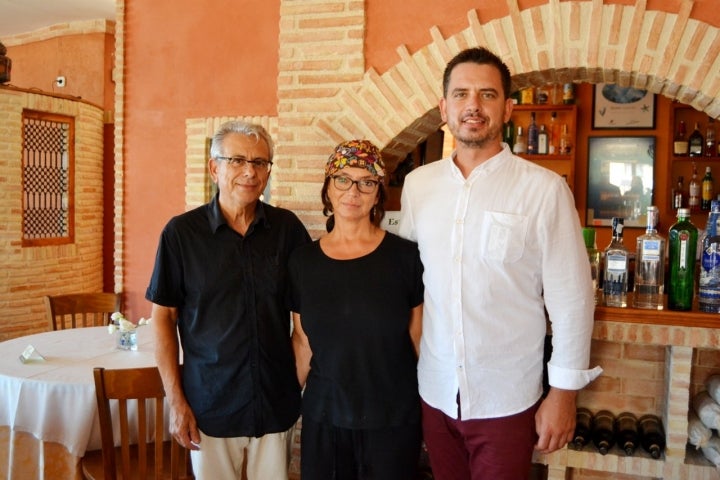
442,47,512,100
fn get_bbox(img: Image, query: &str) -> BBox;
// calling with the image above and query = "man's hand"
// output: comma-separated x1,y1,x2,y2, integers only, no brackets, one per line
168,398,201,450
534,388,577,454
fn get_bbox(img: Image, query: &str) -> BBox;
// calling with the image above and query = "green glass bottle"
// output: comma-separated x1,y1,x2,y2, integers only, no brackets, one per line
668,208,698,311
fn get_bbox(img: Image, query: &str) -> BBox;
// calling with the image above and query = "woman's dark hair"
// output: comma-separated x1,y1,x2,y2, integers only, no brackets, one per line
321,177,387,232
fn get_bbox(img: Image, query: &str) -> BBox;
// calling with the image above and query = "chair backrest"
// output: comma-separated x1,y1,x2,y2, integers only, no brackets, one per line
92,366,192,480
44,292,121,330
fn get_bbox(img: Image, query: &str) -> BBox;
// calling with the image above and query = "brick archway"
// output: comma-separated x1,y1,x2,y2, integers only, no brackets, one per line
274,0,720,235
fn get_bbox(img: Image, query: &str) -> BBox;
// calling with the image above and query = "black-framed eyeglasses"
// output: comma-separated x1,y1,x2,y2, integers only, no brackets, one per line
216,156,273,171
331,175,380,194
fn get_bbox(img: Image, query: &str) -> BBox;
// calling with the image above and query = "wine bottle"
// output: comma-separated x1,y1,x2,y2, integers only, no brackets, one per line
667,208,698,311
537,124,548,154
674,120,689,156
689,163,701,213
638,414,666,459
513,126,527,154
559,124,572,154
634,206,665,310
548,112,559,154
603,217,629,307
570,407,593,450
503,118,515,151
527,112,539,154
592,410,616,455
689,122,704,156
615,411,639,456
672,176,685,210
702,166,714,211
706,117,716,157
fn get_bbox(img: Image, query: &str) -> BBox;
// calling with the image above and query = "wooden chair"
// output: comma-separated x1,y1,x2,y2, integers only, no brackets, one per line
81,366,193,480
44,292,122,331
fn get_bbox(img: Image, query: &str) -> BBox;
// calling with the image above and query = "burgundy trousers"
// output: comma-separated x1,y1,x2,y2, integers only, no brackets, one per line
421,398,539,480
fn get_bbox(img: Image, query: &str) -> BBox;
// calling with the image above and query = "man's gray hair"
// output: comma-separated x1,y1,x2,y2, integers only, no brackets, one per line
210,120,274,161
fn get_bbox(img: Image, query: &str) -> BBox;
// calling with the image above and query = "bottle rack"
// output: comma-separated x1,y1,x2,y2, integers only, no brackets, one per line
531,304,720,479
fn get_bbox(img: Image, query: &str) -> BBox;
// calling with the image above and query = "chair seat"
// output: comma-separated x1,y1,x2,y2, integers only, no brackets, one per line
81,442,192,480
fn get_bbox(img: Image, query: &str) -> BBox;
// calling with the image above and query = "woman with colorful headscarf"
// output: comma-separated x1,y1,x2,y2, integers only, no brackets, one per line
287,139,424,479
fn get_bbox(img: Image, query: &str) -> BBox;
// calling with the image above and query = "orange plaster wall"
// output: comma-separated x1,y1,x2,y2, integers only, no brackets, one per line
6,33,113,110
122,0,279,317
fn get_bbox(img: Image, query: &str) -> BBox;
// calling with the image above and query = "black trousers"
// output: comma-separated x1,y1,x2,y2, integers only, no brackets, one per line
300,418,422,480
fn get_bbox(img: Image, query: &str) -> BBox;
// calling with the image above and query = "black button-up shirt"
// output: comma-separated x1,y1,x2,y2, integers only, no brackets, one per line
146,195,311,437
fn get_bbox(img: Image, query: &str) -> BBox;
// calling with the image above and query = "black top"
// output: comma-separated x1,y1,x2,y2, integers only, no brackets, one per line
146,194,311,437
287,232,424,429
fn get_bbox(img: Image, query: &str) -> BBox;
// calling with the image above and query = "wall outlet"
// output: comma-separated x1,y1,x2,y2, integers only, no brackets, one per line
55,76,66,87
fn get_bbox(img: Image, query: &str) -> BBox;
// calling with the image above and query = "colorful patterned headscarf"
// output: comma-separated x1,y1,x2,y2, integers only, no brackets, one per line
325,139,385,178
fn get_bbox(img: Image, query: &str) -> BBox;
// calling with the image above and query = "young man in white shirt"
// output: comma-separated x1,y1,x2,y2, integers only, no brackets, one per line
399,47,602,480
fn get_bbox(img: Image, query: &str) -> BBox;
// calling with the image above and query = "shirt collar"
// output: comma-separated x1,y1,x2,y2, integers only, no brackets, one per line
449,144,511,181
207,193,269,234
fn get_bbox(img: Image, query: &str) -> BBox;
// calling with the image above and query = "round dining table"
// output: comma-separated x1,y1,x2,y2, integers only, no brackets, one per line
0,326,159,479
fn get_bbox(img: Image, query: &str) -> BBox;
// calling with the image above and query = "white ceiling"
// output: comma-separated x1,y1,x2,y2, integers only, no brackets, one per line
0,0,115,38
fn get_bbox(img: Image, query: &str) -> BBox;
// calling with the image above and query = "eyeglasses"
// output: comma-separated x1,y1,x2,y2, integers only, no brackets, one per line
216,156,273,171
331,175,380,194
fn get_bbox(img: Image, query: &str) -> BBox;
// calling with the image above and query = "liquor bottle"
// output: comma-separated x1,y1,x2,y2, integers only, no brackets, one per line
527,112,539,154
634,206,665,310
689,163,701,213
548,112,559,154
673,120,689,156
583,227,601,304
698,200,720,313
667,208,698,311
520,86,535,105
536,85,549,104
615,411,639,456
513,126,527,154
550,84,562,104
562,83,575,104
537,124,548,154
559,124,572,155
603,217,629,307
570,407,593,450
672,176,685,210
689,122,704,156
702,166,714,211
638,414,666,459
591,410,616,455
503,118,515,151
706,118,716,157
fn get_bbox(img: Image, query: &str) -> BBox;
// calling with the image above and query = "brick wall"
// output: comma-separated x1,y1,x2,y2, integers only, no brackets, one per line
0,88,105,340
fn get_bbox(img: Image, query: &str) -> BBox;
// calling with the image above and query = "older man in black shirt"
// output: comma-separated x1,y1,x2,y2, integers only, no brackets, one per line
146,120,310,479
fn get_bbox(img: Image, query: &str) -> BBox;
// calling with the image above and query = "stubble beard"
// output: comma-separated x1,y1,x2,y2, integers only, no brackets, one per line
453,122,503,150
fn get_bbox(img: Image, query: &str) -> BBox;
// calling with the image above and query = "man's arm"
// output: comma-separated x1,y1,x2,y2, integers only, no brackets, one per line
152,303,200,450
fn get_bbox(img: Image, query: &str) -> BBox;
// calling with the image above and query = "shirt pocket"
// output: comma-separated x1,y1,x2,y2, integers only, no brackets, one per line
479,211,528,263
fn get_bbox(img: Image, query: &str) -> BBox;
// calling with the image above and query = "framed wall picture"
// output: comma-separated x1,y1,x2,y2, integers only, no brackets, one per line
593,83,656,129
586,136,655,227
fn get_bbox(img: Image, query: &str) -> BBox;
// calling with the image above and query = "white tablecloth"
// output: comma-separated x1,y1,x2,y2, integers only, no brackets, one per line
0,326,157,458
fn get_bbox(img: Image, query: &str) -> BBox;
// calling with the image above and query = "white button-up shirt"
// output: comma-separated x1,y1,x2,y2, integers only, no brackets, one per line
399,146,601,420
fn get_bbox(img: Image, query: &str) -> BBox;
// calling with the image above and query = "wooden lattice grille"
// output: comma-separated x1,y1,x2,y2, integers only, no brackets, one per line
22,110,75,246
